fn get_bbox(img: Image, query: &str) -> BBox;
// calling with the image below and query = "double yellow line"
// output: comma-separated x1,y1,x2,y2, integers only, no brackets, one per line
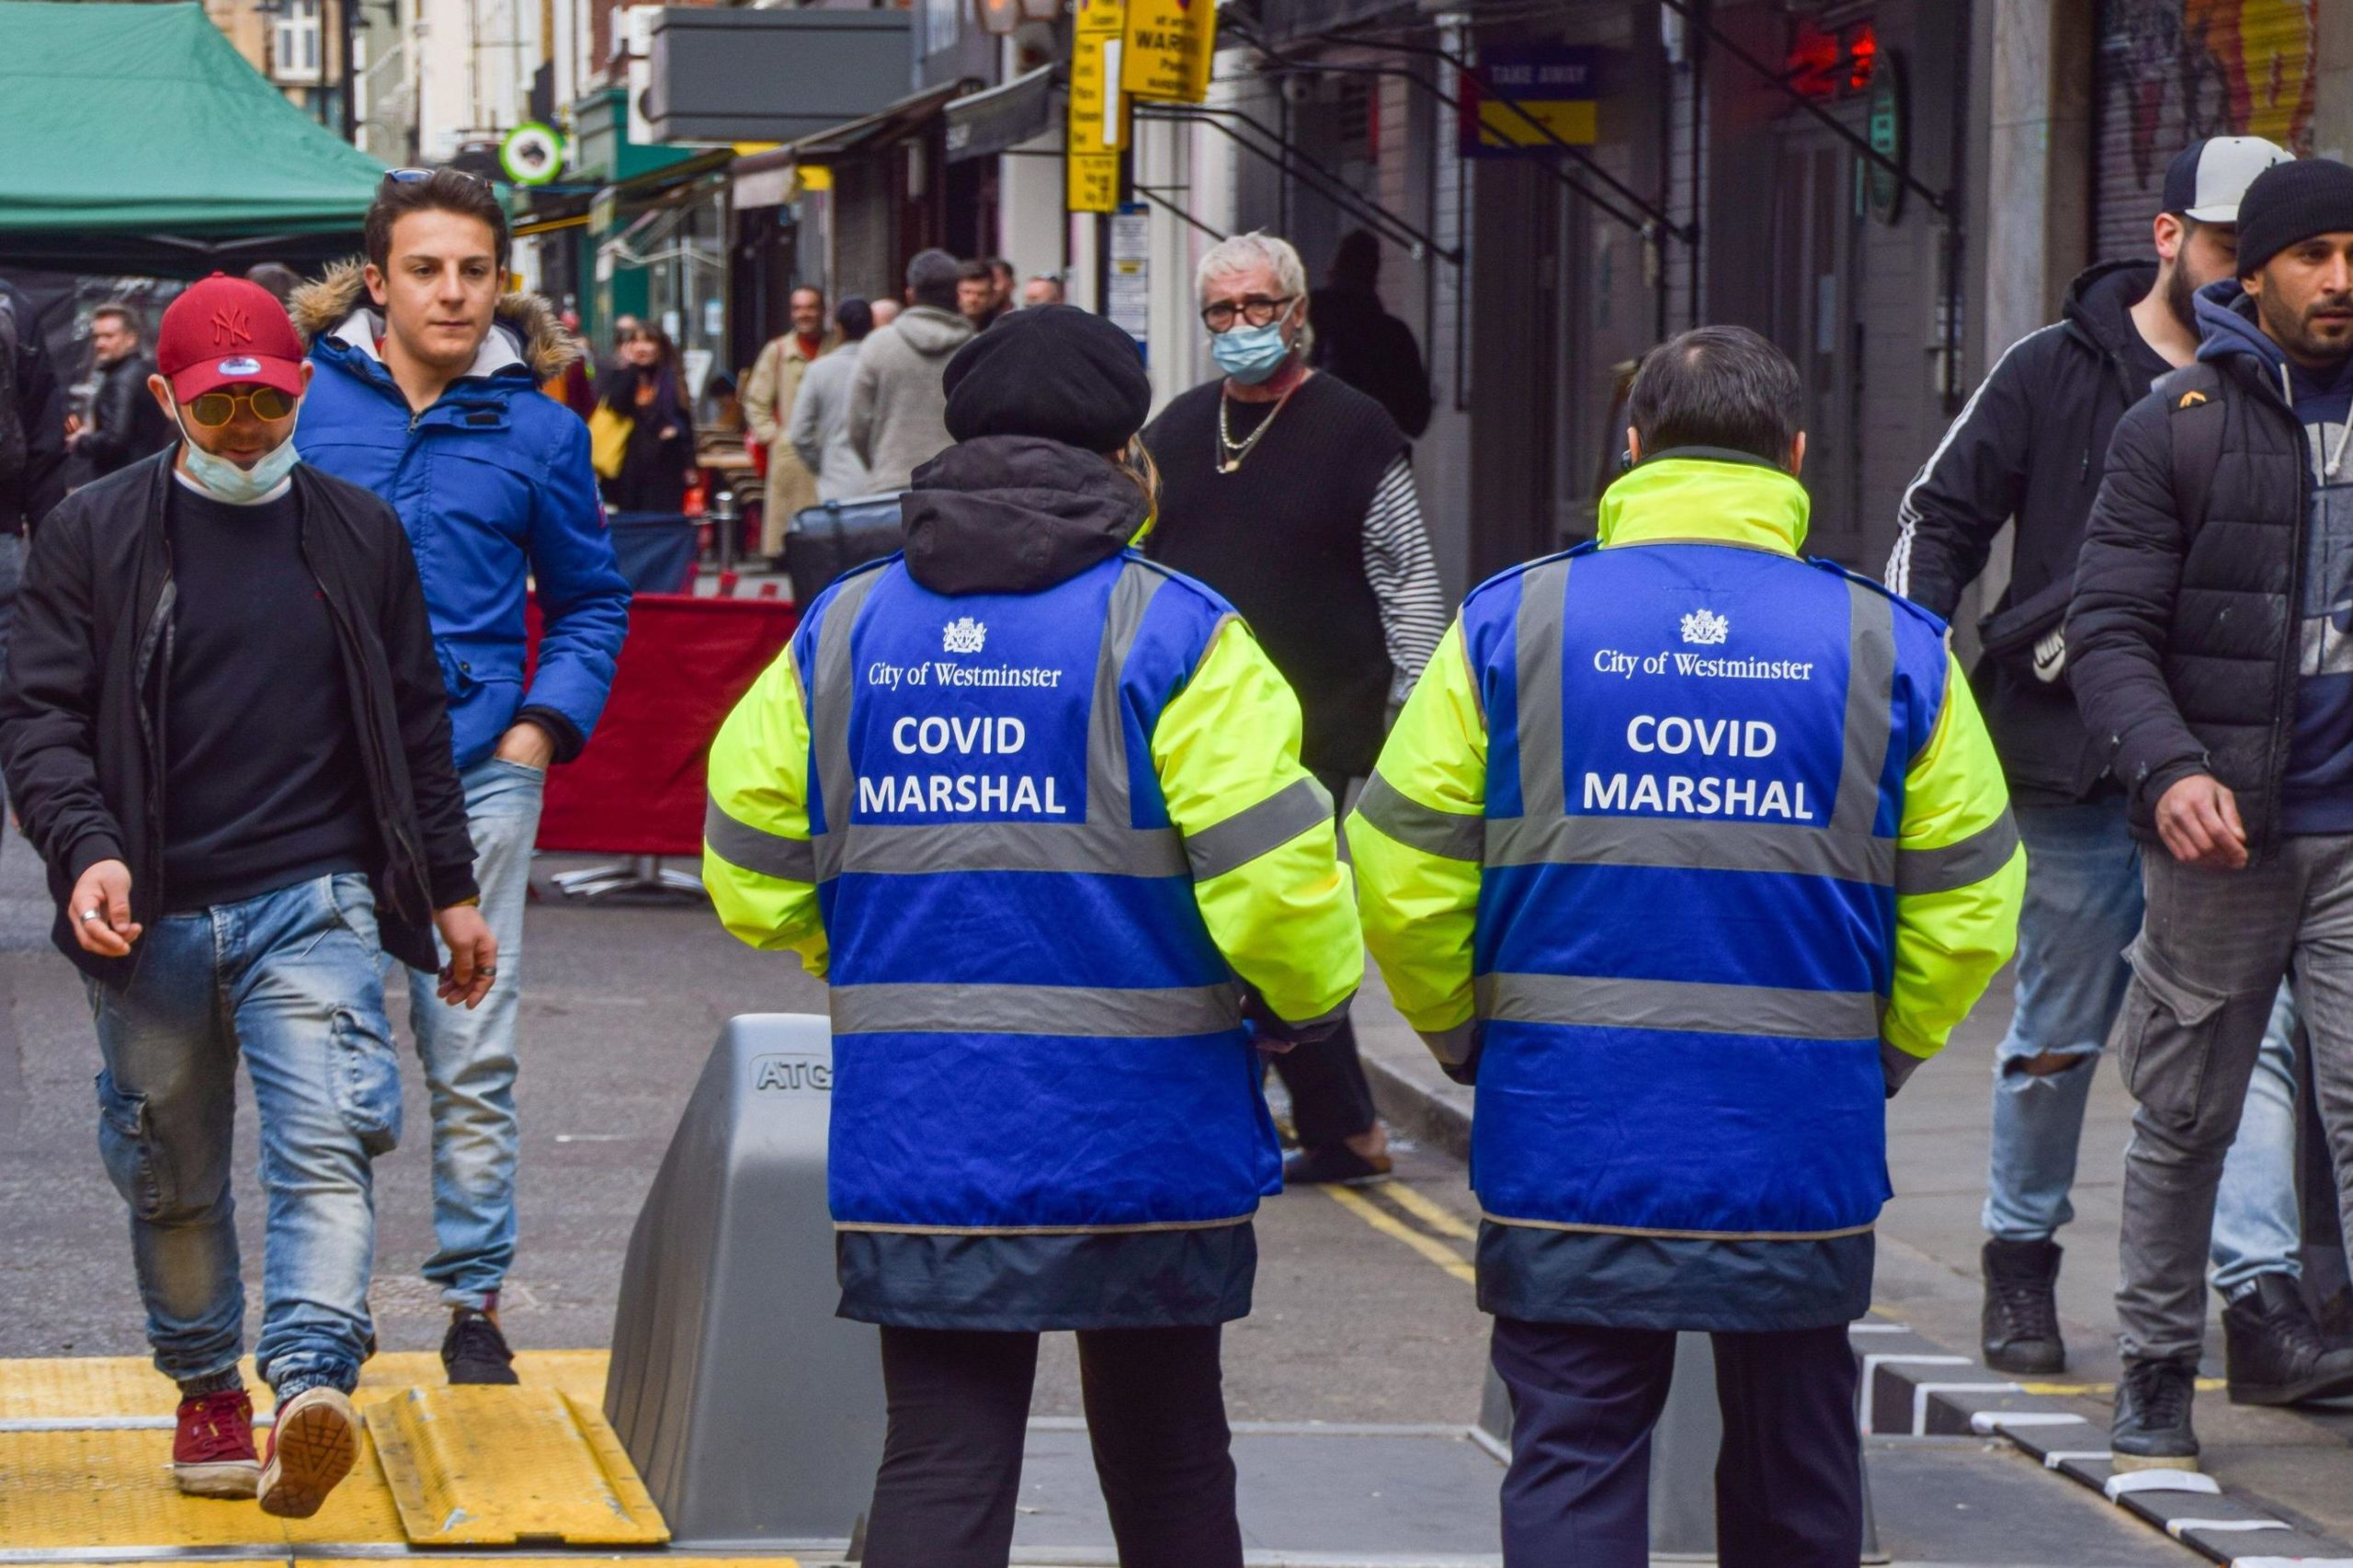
1323,1182,1479,1283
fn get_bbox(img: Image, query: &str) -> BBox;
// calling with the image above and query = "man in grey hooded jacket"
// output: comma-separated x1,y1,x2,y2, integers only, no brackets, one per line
848,249,977,492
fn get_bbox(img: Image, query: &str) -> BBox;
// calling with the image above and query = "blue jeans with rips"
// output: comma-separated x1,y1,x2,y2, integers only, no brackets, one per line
402,756,543,1311
89,873,397,1394
1984,800,2300,1293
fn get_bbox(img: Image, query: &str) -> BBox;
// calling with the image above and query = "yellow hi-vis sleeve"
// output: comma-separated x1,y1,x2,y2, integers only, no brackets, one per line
1344,621,1486,1067
1883,647,2026,1087
1152,618,1363,1027
703,647,830,977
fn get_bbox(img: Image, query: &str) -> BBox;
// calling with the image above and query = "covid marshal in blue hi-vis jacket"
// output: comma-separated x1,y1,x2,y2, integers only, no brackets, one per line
290,261,630,770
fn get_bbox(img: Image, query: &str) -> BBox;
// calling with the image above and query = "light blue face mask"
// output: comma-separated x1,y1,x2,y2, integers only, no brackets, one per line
176,412,300,505
1210,301,1299,385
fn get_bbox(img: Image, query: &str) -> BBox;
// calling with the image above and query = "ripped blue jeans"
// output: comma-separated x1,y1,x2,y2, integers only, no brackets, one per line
1984,801,2299,1296
89,873,398,1393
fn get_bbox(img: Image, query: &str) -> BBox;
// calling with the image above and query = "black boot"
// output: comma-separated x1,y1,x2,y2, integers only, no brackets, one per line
1981,1237,2065,1374
2223,1272,2353,1406
2111,1355,2200,1471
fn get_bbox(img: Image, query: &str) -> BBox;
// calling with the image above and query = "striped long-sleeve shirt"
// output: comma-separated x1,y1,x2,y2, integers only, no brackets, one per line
1360,455,1448,705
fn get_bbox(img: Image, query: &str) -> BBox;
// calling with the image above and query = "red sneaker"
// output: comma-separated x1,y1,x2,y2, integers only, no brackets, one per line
172,1388,259,1499
256,1386,358,1518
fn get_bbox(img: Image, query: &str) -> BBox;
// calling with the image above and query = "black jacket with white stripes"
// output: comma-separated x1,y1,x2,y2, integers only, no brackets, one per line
1884,258,2164,804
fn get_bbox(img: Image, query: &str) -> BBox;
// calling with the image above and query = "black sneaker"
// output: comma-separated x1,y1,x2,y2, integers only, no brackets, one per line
1281,1144,1394,1187
2224,1272,2353,1406
442,1309,519,1385
1981,1237,2065,1374
2111,1356,2200,1471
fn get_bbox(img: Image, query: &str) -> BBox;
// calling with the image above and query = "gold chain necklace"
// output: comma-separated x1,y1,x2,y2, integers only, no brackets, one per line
1216,380,1302,473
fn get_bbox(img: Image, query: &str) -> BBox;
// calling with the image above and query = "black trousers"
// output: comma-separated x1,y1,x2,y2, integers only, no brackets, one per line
1269,770,1380,1149
863,1324,1243,1568
1491,1316,1862,1568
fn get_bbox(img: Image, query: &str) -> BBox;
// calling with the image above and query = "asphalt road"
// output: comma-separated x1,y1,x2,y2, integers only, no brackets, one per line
0,836,1491,1424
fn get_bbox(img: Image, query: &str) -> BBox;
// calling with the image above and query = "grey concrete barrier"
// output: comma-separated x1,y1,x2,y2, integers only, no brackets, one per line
604,1014,886,1550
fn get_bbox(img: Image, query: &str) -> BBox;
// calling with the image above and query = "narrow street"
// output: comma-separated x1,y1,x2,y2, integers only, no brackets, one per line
0,832,2237,1564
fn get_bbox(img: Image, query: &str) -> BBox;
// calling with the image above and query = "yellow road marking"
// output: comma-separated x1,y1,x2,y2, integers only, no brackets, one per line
1324,1185,1476,1283
1380,1181,1481,1243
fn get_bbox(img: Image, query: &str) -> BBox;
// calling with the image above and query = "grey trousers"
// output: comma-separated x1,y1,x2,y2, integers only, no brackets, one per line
2116,834,2353,1362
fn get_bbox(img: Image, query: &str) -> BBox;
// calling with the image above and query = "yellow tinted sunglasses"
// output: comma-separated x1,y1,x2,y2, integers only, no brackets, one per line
183,387,295,428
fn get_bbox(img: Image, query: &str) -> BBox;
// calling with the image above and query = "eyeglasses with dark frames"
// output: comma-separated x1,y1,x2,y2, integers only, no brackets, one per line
1200,295,1296,333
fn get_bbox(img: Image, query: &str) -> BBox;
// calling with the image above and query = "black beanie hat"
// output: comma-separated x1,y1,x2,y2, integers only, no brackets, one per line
943,304,1152,452
2234,158,2353,277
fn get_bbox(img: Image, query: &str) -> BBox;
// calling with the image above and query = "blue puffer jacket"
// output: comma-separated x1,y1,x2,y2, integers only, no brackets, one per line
290,262,630,767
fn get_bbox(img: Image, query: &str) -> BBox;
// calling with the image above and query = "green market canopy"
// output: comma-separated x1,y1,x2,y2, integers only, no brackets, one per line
0,1,385,274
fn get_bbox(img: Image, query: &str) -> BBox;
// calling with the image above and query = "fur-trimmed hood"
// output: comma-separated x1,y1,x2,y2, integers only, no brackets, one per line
289,257,582,381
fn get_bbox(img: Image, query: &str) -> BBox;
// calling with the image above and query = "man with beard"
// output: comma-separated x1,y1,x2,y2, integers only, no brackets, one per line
2071,154,2353,1471
1884,138,2353,1406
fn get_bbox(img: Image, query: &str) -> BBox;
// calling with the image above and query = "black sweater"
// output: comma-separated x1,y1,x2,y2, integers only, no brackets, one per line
1144,373,1405,777
160,476,374,911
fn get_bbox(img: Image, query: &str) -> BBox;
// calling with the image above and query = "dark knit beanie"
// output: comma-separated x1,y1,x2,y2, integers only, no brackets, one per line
2234,158,2353,277
942,305,1151,452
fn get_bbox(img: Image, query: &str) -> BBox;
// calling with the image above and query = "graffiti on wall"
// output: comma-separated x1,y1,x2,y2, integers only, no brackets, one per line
2105,0,2317,187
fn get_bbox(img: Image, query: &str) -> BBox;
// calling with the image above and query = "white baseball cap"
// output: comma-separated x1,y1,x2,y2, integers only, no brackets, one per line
2164,135,2293,223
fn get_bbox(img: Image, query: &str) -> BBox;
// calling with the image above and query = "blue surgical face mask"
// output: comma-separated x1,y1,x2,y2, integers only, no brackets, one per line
175,412,300,505
1210,302,1298,384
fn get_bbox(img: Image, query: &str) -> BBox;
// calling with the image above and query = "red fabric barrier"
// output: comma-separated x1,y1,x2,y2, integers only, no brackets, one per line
526,593,799,856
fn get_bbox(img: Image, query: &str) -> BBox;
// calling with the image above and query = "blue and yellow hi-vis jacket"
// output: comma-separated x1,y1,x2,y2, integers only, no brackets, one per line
1347,454,2023,1332
705,452,1362,1331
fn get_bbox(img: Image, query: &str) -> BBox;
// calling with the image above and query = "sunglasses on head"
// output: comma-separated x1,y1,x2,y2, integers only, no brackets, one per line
182,387,295,427
382,166,492,189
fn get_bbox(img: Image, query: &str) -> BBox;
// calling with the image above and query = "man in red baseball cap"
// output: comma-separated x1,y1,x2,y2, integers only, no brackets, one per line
0,271,496,1517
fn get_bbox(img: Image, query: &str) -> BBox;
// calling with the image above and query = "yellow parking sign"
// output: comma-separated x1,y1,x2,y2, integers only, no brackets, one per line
1120,0,1216,104
1069,151,1120,214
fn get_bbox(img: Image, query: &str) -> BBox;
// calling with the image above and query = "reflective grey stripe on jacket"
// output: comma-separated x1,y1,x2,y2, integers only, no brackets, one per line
831,980,1242,1038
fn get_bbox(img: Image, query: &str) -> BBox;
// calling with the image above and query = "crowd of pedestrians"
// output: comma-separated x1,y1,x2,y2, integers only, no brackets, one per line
16,119,2353,1568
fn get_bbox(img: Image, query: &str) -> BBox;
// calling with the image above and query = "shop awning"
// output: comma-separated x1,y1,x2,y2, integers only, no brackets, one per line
944,63,1059,164
784,81,976,161
0,1,387,274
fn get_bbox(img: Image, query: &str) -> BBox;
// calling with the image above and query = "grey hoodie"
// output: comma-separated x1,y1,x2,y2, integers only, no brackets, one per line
846,305,976,493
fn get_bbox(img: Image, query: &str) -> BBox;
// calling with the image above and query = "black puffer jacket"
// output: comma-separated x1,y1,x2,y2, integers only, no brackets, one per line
1884,259,2164,802
2067,283,2308,858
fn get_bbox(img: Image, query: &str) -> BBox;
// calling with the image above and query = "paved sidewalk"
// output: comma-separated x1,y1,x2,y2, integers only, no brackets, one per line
1353,962,2353,1556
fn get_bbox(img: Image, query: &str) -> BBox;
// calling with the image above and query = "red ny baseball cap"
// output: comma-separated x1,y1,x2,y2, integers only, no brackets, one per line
154,273,306,403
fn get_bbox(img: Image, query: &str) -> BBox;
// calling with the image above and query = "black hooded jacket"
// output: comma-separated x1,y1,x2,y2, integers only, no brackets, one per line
900,433,1147,594
1884,259,2173,802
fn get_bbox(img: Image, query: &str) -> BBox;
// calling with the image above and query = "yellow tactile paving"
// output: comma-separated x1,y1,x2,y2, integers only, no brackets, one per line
0,1349,613,1422
0,1423,403,1549
0,1350,647,1553
365,1385,667,1546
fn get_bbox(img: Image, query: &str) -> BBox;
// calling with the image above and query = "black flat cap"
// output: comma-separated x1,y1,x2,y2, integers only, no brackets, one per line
943,304,1152,452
